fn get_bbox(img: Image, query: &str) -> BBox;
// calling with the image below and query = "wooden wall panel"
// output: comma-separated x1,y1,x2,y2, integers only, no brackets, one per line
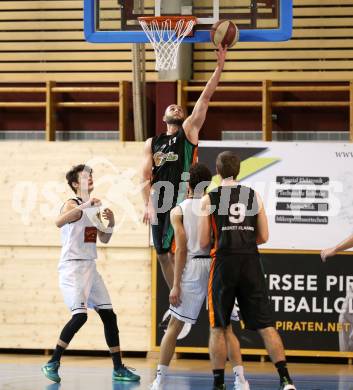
0,141,152,351
0,1,157,82
0,142,148,247
1,1,353,81
193,0,353,81
0,246,151,351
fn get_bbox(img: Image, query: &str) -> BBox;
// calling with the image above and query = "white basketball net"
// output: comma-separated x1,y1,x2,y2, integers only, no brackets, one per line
139,18,196,71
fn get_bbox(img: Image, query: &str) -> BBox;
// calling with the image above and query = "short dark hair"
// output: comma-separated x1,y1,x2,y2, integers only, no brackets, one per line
216,151,240,180
65,164,92,193
189,163,212,194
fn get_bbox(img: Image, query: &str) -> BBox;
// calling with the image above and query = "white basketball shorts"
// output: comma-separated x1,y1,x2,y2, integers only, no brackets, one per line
58,260,112,314
169,257,211,324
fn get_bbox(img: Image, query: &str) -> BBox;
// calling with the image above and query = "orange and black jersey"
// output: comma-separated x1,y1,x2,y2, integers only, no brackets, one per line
208,185,259,256
151,128,197,203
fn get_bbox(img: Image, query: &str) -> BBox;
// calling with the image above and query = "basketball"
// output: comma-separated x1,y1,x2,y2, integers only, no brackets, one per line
210,20,239,48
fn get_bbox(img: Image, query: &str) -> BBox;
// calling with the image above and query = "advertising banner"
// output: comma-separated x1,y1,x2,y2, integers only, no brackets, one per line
198,141,353,251
154,253,353,356
153,141,353,357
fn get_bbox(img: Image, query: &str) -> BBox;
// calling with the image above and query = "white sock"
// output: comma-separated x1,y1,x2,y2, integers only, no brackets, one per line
156,364,168,381
233,365,246,383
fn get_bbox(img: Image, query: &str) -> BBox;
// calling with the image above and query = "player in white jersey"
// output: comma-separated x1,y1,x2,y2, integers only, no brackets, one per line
151,163,249,390
41,164,140,384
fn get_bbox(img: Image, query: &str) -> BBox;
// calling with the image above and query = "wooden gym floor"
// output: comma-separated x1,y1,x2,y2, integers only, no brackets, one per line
1,354,353,390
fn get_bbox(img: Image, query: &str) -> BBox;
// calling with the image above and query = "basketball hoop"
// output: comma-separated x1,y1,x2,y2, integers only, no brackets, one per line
138,16,197,71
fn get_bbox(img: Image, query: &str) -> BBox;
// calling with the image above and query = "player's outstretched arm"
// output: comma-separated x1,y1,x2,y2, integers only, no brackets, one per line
256,192,269,245
141,138,154,225
199,194,212,249
321,233,353,262
55,198,101,228
169,206,187,307
183,44,227,145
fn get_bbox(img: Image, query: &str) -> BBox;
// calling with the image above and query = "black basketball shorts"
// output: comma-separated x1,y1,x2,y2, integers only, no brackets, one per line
208,253,274,330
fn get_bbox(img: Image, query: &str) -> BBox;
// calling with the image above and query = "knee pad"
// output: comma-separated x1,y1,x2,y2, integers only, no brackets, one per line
71,313,88,331
98,310,120,347
98,309,117,326
60,313,87,343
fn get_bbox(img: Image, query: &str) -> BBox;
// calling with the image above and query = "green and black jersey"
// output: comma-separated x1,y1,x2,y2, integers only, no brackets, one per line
151,127,197,204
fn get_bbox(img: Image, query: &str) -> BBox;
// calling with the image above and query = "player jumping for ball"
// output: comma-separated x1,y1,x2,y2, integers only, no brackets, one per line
141,45,228,290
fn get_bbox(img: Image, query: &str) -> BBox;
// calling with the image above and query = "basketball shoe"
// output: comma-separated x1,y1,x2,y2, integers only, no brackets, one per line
41,361,61,383
279,379,296,390
112,365,140,382
150,376,165,389
234,374,250,390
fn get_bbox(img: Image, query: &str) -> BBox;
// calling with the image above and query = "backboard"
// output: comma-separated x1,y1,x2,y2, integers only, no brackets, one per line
84,0,292,43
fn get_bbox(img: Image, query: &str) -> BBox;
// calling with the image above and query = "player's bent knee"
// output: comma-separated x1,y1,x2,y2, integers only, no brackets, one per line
64,313,87,336
257,325,276,334
98,309,118,326
71,313,88,329
59,313,88,344
225,324,234,334
168,316,184,333
210,326,227,335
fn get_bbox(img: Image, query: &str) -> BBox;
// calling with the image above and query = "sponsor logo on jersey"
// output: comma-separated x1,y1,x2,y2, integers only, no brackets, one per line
153,151,179,167
84,226,98,243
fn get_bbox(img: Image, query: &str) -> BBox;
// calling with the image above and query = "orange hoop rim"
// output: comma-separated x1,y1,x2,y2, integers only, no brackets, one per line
138,15,197,28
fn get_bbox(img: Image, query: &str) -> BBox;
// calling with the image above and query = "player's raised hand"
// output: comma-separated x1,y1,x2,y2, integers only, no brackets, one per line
102,208,115,226
320,247,337,262
169,285,182,307
216,43,227,69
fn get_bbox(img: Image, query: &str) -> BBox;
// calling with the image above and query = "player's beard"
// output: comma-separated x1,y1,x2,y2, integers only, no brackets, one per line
165,115,183,126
